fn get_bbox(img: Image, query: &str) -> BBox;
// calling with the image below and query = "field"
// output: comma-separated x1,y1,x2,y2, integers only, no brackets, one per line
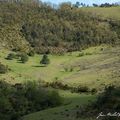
81,6,120,20
0,45,120,89
0,45,120,120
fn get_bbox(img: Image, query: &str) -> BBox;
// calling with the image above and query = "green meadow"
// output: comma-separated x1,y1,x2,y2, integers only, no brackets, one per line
81,6,120,20
0,45,120,89
0,45,120,120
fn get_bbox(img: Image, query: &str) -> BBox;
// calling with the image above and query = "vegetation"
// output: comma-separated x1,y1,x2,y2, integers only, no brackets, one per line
40,54,50,65
0,81,62,120
0,63,8,74
77,86,120,119
22,91,96,120
0,1,119,54
28,50,35,57
0,1,120,120
6,53,16,60
20,53,29,63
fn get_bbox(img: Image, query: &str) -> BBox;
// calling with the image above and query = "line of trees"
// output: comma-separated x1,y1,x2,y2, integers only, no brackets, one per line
93,3,120,7
74,2,120,8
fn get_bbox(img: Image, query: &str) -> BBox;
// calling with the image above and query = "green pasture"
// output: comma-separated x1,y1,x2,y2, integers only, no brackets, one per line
0,45,119,90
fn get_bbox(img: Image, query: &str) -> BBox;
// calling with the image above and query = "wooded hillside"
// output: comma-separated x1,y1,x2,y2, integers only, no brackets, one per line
0,1,119,54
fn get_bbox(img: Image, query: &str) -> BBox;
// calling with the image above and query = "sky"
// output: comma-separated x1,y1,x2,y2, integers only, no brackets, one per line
41,0,120,5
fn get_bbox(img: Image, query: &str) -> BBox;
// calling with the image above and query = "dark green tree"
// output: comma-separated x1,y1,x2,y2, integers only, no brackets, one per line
28,50,35,57
6,53,16,60
20,54,29,63
0,63,8,74
40,54,50,65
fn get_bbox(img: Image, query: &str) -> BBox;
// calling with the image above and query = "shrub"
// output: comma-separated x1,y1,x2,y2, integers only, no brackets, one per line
0,63,8,74
20,53,29,63
0,81,62,120
73,86,89,93
40,54,50,65
64,67,68,72
85,52,92,55
91,88,97,94
78,52,84,57
6,53,16,60
28,50,35,57
70,67,73,72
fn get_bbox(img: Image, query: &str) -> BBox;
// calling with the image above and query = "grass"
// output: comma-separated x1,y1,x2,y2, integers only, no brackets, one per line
0,45,120,120
0,45,120,90
81,6,120,20
1,6,120,120
22,90,96,120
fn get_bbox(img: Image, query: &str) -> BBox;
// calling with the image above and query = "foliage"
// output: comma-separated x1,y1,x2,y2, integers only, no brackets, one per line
0,63,8,74
20,53,29,63
28,50,35,57
0,81,62,120
6,53,16,60
40,54,50,65
44,81,95,94
0,2,119,54
78,86,120,119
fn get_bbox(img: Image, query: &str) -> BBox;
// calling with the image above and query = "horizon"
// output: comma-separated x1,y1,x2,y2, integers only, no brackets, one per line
41,0,120,5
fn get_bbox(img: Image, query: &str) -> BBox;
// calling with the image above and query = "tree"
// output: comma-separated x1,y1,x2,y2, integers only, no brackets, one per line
40,54,50,65
6,53,16,60
28,50,35,57
74,2,80,8
93,3,98,7
20,53,29,63
0,63,8,74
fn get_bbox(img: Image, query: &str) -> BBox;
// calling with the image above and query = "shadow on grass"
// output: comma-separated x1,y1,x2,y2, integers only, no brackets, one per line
17,61,23,63
32,65,46,67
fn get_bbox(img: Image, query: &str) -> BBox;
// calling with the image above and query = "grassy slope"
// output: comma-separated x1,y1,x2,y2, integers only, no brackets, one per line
22,90,96,120
0,45,120,120
0,6,120,120
0,45,120,89
81,6,120,20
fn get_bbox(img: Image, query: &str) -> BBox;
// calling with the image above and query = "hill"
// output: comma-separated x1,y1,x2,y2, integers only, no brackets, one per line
0,2,119,54
0,1,120,120
0,45,120,90
0,45,120,120
81,6,120,20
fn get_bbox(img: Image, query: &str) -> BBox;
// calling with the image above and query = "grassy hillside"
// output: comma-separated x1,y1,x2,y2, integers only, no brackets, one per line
0,45,120,90
81,6,120,20
22,91,96,120
0,45,117,120
0,2,120,120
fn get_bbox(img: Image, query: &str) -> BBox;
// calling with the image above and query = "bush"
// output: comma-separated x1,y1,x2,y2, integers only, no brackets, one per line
64,67,68,72
28,50,35,57
6,53,16,60
78,52,84,57
0,81,62,120
91,88,97,94
85,52,92,55
40,54,50,65
20,53,29,63
73,86,89,93
0,63,8,74
70,67,73,72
